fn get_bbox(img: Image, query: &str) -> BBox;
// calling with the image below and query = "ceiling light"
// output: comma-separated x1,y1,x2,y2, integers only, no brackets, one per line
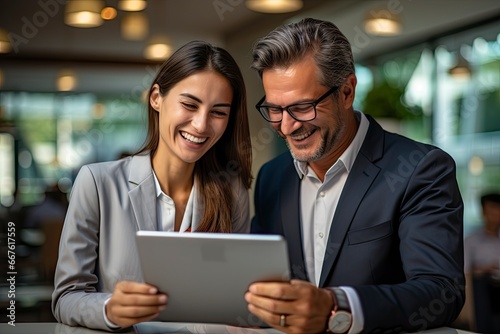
57,70,77,91
65,0,104,28
121,13,148,40
0,28,12,53
101,6,117,20
364,11,402,36
245,0,303,13
119,0,147,11
144,37,171,61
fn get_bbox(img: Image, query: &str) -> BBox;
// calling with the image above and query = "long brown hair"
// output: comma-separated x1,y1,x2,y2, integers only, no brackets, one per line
136,40,252,232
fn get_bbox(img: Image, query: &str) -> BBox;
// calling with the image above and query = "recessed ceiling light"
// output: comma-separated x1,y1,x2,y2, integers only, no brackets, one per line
119,0,147,12
144,37,171,60
245,0,303,13
65,0,104,28
364,11,402,36
57,70,77,91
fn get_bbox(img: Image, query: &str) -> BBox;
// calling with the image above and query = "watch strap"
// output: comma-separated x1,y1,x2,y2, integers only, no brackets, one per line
331,288,351,312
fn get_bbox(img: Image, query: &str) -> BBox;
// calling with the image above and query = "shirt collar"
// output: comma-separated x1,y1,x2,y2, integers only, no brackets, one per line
293,111,369,178
152,170,163,197
152,170,198,232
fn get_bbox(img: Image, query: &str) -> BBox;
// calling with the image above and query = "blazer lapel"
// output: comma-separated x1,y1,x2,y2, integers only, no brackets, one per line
128,154,157,231
280,160,309,281
319,116,384,287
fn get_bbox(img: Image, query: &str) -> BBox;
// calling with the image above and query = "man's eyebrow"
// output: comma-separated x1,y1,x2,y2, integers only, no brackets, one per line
180,93,231,108
264,97,316,106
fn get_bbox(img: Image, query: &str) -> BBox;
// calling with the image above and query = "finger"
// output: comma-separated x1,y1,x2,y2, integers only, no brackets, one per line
110,310,161,328
107,299,165,327
116,281,159,295
117,292,168,307
249,300,327,334
113,281,167,308
114,304,166,319
245,291,286,314
247,303,291,330
248,282,293,300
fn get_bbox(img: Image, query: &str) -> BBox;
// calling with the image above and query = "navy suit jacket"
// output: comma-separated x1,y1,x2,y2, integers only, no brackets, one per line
251,115,465,333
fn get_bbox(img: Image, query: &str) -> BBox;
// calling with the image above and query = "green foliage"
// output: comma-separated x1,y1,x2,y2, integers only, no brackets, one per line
19,118,56,143
363,81,422,120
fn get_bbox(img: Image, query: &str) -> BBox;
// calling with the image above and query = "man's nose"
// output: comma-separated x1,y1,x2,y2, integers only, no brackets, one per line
280,110,302,136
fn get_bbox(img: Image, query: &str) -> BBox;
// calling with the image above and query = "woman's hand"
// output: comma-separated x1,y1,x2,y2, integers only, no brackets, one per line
106,281,168,328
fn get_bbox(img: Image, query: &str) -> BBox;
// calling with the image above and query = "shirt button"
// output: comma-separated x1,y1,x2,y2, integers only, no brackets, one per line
319,232,324,238
319,191,325,197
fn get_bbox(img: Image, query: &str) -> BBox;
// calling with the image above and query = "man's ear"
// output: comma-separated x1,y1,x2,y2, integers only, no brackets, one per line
341,74,357,110
150,84,162,111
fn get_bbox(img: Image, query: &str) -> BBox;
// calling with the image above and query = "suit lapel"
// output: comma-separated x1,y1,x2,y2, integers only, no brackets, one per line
319,116,384,287
280,161,309,281
128,154,157,231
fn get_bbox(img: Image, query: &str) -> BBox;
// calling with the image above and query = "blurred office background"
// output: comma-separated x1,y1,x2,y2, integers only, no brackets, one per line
0,0,499,329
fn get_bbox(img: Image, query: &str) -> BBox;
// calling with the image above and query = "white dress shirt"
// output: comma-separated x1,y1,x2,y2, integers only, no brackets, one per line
154,171,197,232
293,111,369,334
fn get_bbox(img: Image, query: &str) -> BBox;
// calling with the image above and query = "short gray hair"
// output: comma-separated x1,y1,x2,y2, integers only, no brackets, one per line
251,18,355,88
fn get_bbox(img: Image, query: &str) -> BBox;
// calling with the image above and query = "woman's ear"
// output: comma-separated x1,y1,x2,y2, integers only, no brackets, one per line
150,84,162,111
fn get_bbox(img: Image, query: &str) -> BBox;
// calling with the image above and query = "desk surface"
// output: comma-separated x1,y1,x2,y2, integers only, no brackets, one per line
0,323,477,334
1,322,280,334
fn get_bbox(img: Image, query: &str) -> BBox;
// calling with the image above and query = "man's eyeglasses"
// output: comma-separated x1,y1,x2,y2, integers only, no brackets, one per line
255,86,339,123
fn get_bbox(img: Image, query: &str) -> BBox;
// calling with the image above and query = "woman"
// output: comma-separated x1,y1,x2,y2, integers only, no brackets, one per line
52,41,252,330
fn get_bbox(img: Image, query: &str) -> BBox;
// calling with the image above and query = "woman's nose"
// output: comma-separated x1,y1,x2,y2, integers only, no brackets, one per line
191,111,209,133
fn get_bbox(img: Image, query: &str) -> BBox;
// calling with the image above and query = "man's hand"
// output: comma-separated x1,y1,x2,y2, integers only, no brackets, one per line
106,281,167,328
245,279,333,334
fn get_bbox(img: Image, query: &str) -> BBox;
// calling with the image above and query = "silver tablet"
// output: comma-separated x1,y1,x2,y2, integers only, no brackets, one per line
135,231,290,327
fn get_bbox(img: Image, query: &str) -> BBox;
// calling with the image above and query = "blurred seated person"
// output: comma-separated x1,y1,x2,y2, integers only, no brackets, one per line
464,192,500,334
51,40,252,331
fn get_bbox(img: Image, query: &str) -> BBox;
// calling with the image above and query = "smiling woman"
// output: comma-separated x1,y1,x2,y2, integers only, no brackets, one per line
149,70,233,166
51,40,253,331
136,40,253,232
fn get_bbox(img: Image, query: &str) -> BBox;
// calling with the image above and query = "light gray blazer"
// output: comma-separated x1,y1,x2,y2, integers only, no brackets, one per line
51,154,250,330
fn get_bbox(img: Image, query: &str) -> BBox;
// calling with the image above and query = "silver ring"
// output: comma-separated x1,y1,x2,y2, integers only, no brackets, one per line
280,314,286,327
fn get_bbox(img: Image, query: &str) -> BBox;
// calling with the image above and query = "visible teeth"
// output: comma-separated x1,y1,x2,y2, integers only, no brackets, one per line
181,131,207,143
291,130,313,141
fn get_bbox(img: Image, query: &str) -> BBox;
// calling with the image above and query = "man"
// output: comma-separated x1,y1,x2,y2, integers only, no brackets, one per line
464,192,500,334
245,18,464,334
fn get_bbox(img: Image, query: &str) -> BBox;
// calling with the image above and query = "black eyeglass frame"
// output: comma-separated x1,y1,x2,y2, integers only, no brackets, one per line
255,86,339,123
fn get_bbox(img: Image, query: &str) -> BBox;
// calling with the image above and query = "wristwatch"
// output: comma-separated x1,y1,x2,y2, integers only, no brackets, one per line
326,287,353,333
